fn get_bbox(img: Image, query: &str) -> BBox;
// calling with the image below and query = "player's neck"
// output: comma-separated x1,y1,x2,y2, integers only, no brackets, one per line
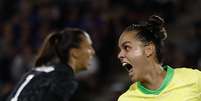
68,57,76,72
141,64,166,90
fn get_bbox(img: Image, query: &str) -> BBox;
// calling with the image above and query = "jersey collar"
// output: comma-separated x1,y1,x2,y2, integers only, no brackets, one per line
137,65,174,95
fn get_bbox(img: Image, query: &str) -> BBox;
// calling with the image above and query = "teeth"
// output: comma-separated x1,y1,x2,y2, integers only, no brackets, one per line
122,63,132,72
122,63,127,67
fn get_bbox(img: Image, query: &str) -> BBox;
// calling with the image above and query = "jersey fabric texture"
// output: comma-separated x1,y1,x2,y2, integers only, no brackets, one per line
7,63,78,101
118,65,201,101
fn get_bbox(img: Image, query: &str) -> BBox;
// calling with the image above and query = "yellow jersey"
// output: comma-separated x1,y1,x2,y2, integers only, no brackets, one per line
118,65,201,101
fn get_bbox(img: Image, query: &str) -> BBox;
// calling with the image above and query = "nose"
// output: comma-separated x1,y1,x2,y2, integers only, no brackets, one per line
118,50,125,60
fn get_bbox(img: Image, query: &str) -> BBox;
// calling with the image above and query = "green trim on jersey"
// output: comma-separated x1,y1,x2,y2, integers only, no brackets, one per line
137,65,174,95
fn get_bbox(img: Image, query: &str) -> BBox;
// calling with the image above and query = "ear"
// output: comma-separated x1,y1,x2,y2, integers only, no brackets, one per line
69,48,80,59
144,42,155,57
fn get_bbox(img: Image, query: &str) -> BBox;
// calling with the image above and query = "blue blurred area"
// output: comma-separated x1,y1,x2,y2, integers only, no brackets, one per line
0,0,201,101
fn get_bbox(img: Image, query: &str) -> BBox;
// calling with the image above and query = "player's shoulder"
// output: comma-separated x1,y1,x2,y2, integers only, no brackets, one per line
174,67,201,81
33,64,74,81
174,67,201,75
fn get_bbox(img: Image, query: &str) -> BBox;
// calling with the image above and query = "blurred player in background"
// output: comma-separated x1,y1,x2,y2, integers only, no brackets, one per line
7,28,95,101
117,15,201,101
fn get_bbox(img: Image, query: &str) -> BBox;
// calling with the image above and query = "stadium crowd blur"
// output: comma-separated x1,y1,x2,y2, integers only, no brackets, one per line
0,0,201,101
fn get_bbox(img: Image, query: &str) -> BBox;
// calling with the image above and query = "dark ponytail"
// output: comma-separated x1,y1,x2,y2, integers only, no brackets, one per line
34,33,59,67
34,28,86,67
124,15,167,64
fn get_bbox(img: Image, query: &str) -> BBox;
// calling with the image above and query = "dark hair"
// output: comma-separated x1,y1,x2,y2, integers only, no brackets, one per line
124,15,167,64
34,28,87,67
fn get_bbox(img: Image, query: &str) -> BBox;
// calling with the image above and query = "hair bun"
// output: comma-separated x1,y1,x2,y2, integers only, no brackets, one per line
147,15,167,40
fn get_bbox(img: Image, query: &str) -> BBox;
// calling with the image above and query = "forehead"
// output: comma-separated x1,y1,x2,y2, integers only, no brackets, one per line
118,31,139,46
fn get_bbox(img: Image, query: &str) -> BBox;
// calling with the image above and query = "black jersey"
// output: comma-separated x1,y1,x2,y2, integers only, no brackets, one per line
7,64,78,101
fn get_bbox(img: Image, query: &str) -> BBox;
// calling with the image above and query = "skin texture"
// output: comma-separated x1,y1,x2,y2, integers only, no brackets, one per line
118,31,166,90
69,33,95,73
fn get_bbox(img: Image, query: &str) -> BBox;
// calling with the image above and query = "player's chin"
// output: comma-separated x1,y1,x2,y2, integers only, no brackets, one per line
77,63,88,72
77,66,87,72
130,75,137,83
83,62,90,70
130,78,137,83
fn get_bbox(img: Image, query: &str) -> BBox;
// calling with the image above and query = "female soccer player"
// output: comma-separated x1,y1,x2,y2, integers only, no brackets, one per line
7,28,95,101
118,15,201,101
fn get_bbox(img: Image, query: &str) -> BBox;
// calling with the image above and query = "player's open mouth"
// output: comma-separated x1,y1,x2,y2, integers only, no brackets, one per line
122,63,133,72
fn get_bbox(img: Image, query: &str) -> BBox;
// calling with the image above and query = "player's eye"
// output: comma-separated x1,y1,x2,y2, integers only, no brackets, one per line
123,45,131,51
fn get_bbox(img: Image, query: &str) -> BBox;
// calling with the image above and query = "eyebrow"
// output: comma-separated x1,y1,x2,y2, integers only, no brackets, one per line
120,41,131,47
